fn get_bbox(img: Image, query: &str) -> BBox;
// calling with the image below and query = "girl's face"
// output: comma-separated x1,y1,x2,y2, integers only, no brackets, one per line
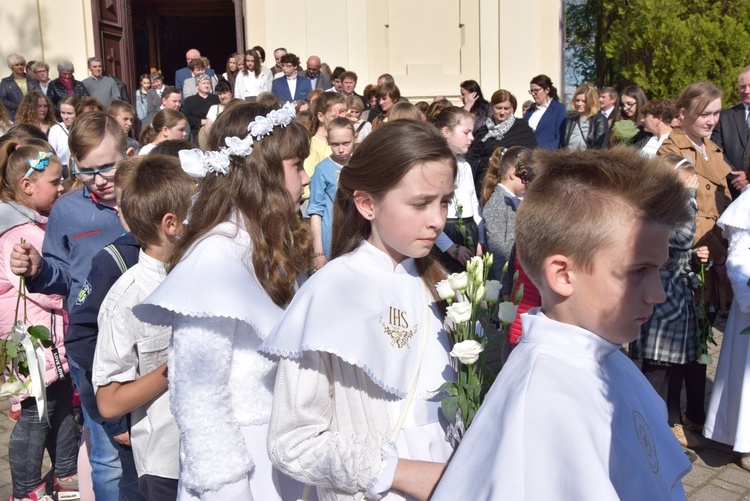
36,98,49,121
620,95,637,118
140,78,151,91
228,58,237,72
442,117,475,156
282,157,310,204
682,97,722,140
492,101,513,123
574,94,587,114
237,60,244,71
379,95,395,114
164,120,187,140
348,108,362,121
320,103,347,129
369,94,377,108
25,162,63,214
245,55,255,71
361,159,454,266
60,104,76,127
328,127,355,165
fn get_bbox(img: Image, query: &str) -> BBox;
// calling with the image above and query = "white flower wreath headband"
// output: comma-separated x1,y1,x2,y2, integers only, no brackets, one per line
178,101,297,178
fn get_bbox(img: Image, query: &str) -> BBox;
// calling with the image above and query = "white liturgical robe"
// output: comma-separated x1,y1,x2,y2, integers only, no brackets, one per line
432,309,691,501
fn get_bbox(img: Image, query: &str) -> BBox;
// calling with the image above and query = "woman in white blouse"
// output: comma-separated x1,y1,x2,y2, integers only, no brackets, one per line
234,50,272,101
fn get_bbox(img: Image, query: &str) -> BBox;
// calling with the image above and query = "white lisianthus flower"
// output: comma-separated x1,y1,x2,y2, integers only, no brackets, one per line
696,353,712,365
485,280,502,303
448,272,469,292
0,378,26,398
446,301,472,325
436,279,455,301
472,284,486,305
450,340,484,365
467,256,484,283
485,253,494,271
497,301,519,324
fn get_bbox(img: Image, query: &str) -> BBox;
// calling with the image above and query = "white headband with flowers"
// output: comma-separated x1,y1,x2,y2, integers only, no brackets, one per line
179,101,297,178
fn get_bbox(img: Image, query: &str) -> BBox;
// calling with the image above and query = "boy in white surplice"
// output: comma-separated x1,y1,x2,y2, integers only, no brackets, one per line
433,147,693,500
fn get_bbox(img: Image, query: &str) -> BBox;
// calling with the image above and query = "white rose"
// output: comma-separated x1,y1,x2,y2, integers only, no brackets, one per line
485,280,502,303
0,378,26,398
497,301,519,324
436,279,455,301
450,340,484,365
446,301,472,325
448,272,469,292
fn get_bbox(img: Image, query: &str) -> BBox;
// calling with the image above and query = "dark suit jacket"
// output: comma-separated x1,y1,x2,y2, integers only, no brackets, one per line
523,98,567,150
0,74,41,120
272,75,313,104
175,67,216,92
712,103,750,172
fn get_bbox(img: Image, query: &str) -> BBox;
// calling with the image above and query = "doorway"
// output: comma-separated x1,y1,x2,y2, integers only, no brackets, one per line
130,0,240,86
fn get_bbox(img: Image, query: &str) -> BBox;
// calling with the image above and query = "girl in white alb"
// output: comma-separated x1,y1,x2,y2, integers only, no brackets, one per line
134,102,312,500
262,120,457,500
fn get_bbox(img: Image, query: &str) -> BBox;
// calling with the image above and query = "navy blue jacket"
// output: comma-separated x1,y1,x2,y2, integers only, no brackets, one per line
524,98,567,150
272,75,313,104
65,232,140,372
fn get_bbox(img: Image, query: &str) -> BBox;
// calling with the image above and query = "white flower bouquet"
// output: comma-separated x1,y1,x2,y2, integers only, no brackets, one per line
436,254,520,446
1,240,52,405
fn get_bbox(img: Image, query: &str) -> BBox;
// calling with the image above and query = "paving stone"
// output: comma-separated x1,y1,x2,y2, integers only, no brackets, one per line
685,464,720,487
690,484,746,501
719,466,750,488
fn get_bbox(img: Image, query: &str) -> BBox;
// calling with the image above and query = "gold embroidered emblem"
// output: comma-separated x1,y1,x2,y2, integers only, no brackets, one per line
380,306,417,348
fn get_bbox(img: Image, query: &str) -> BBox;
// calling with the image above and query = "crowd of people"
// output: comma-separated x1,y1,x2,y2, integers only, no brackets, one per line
1,42,750,500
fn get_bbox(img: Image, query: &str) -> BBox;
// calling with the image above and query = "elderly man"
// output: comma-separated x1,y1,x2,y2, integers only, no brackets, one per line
712,65,750,197
82,57,120,107
271,47,287,76
599,86,618,125
306,55,331,90
175,48,215,92
0,54,41,120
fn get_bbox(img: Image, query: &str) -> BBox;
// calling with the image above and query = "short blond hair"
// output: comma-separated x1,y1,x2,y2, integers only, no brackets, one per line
516,147,691,288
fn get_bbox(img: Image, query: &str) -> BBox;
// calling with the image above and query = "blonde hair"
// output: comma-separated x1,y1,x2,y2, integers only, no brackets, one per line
516,147,691,289
388,102,423,122
0,139,59,202
572,83,600,118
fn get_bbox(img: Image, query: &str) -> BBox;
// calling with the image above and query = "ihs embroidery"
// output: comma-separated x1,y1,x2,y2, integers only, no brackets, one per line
380,306,418,348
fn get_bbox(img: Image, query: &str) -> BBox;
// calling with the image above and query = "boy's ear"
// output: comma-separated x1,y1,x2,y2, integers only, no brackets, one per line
352,190,375,220
543,254,574,297
162,212,180,237
125,147,136,157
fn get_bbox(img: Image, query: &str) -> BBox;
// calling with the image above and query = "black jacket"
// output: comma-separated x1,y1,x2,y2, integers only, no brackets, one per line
562,112,609,149
0,74,40,120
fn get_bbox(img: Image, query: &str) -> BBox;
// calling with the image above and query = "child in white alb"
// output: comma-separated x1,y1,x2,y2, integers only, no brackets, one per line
433,148,692,500
93,154,195,499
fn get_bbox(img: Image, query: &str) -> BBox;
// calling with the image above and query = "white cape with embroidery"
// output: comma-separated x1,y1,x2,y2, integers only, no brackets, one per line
432,309,691,501
261,240,454,399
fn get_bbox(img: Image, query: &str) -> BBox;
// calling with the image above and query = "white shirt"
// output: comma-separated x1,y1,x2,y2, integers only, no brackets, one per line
433,309,691,500
234,68,272,99
93,251,178,479
435,156,484,251
602,106,614,118
286,74,297,100
527,100,550,131
47,123,70,166
641,133,670,158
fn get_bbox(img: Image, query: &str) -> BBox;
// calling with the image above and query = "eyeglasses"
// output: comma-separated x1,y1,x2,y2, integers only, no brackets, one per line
71,153,125,183
528,87,544,95
621,101,637,109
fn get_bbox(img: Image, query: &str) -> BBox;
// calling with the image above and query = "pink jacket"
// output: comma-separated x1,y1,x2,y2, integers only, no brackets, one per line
0,202,69,397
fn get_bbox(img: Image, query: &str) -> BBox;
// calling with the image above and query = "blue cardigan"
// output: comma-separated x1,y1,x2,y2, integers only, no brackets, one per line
524,99,567,150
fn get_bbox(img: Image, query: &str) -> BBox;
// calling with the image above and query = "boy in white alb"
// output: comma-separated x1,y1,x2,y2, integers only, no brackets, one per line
93,154,195,500
432,148,693,500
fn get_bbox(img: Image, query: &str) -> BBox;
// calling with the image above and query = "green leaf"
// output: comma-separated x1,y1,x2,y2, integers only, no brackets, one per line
740,326,750,335
28,326,51,348
441,397,459,425
6,343,18,359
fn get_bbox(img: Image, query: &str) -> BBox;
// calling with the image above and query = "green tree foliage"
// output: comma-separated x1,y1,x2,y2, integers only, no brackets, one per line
567,0,750,105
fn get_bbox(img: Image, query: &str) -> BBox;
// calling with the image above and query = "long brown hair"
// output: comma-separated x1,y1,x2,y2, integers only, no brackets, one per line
15,90,56,128
168,102,312,306
331,120,456,301
480,146,529,206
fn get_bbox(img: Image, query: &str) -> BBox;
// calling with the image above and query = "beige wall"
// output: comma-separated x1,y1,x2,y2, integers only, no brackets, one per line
245,0,564,109
1,0,563,112
0,0,95,79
